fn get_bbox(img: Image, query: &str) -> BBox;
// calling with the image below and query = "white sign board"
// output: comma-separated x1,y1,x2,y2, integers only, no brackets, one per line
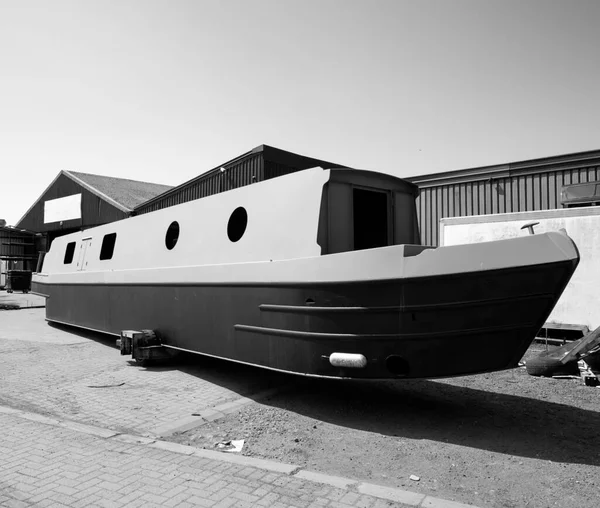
44,194,82,224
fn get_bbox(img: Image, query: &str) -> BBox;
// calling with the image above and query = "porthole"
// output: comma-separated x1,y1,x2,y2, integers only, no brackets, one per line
227,207,248,242
165,221,180,250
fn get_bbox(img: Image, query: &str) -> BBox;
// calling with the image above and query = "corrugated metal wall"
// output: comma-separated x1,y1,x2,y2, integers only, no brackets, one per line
135,152,264,214
409,151,600,246
135,145,343,215
0,227,37,261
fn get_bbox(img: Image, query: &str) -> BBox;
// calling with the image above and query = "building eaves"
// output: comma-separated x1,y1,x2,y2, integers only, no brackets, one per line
407,149,600,188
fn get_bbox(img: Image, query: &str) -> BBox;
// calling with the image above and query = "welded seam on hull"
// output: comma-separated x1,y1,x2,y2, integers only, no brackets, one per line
234,322,530,341
259,292,555,314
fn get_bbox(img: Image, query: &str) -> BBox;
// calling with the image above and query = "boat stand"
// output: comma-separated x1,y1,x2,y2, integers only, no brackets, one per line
117,329,172,367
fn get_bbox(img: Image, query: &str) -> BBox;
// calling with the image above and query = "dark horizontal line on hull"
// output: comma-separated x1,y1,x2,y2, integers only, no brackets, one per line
259,292,555,314
260,304,402,314
234,323,531,341
31,259,575,288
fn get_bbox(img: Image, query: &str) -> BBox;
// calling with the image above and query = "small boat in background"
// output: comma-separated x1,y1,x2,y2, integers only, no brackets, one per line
32,166,579,379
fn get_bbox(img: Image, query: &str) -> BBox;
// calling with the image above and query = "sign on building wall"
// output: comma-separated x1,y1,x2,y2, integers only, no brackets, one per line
44,194,82,224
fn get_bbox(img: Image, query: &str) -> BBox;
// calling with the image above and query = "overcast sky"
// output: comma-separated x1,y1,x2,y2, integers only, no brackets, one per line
1,0,599,225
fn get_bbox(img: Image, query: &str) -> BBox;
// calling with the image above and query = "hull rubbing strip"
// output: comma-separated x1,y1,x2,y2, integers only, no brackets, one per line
234,323,530,341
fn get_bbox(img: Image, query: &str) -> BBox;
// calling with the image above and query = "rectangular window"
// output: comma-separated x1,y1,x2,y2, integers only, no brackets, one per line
100,233,117,260
63,242,76,264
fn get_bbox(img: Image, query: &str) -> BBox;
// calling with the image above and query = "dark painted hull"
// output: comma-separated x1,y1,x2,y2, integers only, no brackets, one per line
33,258,577,379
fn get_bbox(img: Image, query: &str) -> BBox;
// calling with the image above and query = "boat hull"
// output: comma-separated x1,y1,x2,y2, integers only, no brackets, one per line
33,244,578,379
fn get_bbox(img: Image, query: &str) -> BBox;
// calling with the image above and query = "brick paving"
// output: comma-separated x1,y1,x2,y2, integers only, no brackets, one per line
0,308,480,508
0,309,291,436
0,410,413,508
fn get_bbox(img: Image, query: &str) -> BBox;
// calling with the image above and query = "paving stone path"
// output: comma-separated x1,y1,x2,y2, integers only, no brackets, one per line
0,309,479,508
0,407,479,508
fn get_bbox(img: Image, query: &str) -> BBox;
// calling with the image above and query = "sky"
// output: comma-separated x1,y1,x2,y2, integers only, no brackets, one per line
1,0,599,225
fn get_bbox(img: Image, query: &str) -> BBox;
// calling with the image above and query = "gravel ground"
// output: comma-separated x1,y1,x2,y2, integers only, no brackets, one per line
167,345,600,508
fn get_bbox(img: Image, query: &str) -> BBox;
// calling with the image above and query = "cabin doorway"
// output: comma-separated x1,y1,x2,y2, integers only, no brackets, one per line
353,188,389,250
77,238,92,271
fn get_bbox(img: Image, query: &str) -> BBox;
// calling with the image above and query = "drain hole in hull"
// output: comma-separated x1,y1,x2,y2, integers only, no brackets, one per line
386,355,410,376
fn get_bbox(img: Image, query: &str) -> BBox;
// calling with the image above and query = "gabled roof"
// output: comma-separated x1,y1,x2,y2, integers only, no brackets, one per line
66,171,173,211
16,170,173,228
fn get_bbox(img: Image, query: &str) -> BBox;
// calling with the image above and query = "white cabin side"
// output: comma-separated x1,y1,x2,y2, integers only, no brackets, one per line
40,167,330,274
37,166,421,277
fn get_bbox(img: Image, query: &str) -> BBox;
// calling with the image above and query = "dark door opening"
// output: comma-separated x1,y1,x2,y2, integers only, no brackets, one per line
353,188,389,250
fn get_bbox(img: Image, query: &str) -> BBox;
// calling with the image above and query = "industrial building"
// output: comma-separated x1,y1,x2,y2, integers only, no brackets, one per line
407,149,600,246
1,145,343,288
5,144,600,281
0,225,40,288
16,170,173,249
135,144,600,248
134,144,345,215
0,171,171,286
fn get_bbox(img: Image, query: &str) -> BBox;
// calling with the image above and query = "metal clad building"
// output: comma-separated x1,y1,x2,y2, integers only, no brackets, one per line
0,226,38,263
17,171,172,246
134,144,344,215
407,150,600,246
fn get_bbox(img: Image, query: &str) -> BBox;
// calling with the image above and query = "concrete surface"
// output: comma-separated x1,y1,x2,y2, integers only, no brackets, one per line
0,308,481,508
0,290,45,309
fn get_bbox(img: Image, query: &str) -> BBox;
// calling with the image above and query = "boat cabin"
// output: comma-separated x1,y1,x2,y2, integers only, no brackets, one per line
38,167,420,274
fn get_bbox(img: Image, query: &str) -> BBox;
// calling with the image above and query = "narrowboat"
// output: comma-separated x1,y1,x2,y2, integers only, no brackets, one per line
32,166,579,378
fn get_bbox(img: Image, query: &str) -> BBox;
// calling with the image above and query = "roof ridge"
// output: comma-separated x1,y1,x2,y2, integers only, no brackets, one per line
67,170,172,188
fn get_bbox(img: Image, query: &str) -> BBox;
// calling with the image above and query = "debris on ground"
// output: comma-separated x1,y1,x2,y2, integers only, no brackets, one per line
526,325,600,381
163,345,600,508
578,360,600,386
86,382,125,388
215,439,244,453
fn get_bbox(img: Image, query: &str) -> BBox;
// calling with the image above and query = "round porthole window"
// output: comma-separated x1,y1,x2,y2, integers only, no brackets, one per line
227,207,248,242
165,221,180,250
